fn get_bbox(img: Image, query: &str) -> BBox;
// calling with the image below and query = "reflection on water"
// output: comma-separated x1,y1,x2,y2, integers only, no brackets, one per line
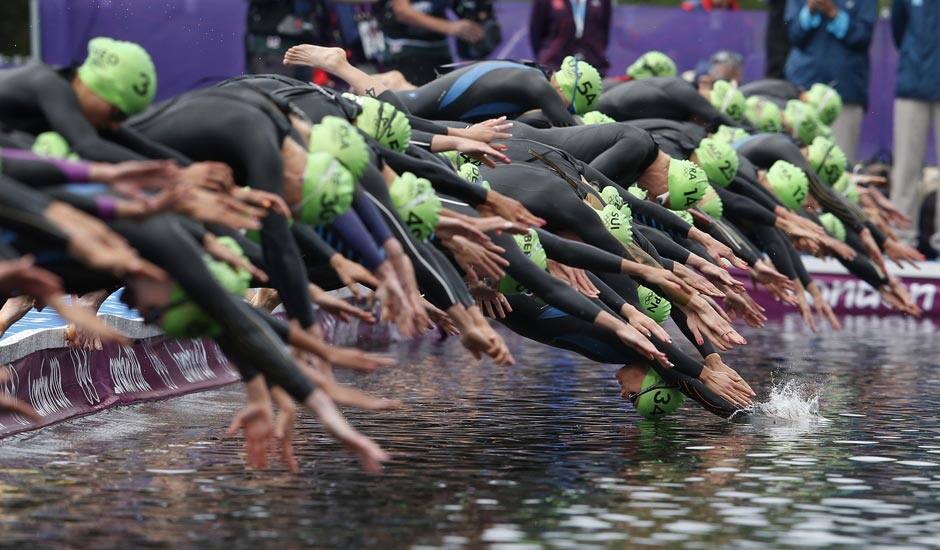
0,322,939,547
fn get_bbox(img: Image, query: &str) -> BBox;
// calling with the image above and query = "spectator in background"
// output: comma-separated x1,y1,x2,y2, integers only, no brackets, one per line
889,0,940,249
784,0,877,162
376,0,482,85
529,0,612,76
681,0,739,10
765,0,790,78
245,0,339,80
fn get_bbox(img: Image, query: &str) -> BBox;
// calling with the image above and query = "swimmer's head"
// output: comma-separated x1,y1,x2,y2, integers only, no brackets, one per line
712,124,749,145
692,137,738,188
76,37,156,128
806,136,847,186
766,160,809,210
818,212,846,242
458,163,491,190
697,185,724,219
637,285,671,323
783,100,823,146
626,51,677,79
804,83,843,126
308,116,370,179
32,132,76,160
596,203,633,246
708,80,746,122
663,158,708,210
390,171,442,241
344,94,412,152
581,111,616,125
744,96,783,133
600,186,624,209
627,185,647,200
834,175,860,204
498,228,547,294
159,239,252,338
439,150,459,169
553,56,602,115
616,365,685,420
298,151,356,225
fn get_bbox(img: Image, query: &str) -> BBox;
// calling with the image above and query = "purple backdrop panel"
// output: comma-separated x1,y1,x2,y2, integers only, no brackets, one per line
39,0,247,100
491,3,920,163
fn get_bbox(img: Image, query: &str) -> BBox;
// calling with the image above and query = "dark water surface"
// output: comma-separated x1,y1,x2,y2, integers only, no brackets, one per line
1,317,939,548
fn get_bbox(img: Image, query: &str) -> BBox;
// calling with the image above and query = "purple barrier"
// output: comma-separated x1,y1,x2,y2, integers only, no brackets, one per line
0,336,239,438
39,0,247,100
732,257,940,319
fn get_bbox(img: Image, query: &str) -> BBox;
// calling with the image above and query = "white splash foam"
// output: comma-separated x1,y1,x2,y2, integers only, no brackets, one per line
739,380,827,421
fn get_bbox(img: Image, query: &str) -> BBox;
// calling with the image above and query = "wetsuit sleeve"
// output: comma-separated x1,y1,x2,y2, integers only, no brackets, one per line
328,212,387,270
291,223,339,266
32,70,148,163
0,176,68,246
636,226,692,264
841,229,889,288
377,89,412,115
492,232,601,323
728,174,784,212
708,218,761,266
529,74,578,127
107,126,193,164
668,307,717,360
383,147,488,205
594,271,641,308
0,149,90,185
715,186,777,227
631,228,673,271
534,228,624,273
746,224,799,280
410,130,435,147
352,190,394,244
586,272,628,312
784,237,812,286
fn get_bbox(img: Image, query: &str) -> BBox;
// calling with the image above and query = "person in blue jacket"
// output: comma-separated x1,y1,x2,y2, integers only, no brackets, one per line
889,0,940,250
783,0,877,162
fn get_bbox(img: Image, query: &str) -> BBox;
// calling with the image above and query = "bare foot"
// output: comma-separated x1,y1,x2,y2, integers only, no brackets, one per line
283,44,346,71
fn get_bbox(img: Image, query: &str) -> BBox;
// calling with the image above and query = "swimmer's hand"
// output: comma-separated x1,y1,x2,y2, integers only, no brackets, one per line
620,303,672,344
439,209,529,236
547,261,600,298
688,228,747,270
450,117,513,144
0,257,62,301
614,324,671,370
879,278,922,317
673,263,723,298
435,214,501,248
680,295,746,350
723,289,767,328
806,281,841,330
859,227,887,273
270,387,299,473
469,278,513,320
0,367,41,422
432,135,510,168
297,357,403,410
231,187,292,219
226,380,275,471
478,190,546,228
818,233,857,262
326,345,396,373
750,260,792,288
329,255,378,300
443,235,509,280
89,159,179,192
883,237,924,269
304,389,391,474
309,283,376,324
792,280,818,332
705,353,756,397
424,299,459,335
175,161,235,192
700,366,753,409
175,186,265,230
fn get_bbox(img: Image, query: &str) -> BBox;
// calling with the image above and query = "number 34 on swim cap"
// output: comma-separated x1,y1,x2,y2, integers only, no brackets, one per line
78,37,157,116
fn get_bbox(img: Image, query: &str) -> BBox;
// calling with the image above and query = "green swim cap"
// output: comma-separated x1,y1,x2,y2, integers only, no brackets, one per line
439,150,459,169
709,80,746,122
299,151,356,225
633,368,685,419
818,212,846,242
838,179,860,205
32,131,76,160
390,172,442,241
597,204,633,246
713,124,749,145
601,186,624,209
458,162,491,190
666,158,708,210
805,83,843,126
77,37,156,116
783,100,823,146
581,110,616,125
698,186,723,219
672,209,694,225
555,56,602,115
807,136,846,186
637,285,671,324
628,185,647,200
308,116,370,179
694,137,738,188
767,160,809,210
497,229,547,295
347,94,412,152
745,96,783,133
161,252,251,339
627,51,677,79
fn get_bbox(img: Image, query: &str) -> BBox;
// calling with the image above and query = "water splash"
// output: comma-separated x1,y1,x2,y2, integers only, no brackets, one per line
741,380,826,421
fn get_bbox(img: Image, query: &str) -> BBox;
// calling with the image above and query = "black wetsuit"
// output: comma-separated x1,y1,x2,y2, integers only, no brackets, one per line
0,63,186,163
739,78,801,106
395,60,578,126
596,77,739,131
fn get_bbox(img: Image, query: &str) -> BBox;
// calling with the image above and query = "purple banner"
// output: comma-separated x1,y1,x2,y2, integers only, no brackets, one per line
0,336,239,438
